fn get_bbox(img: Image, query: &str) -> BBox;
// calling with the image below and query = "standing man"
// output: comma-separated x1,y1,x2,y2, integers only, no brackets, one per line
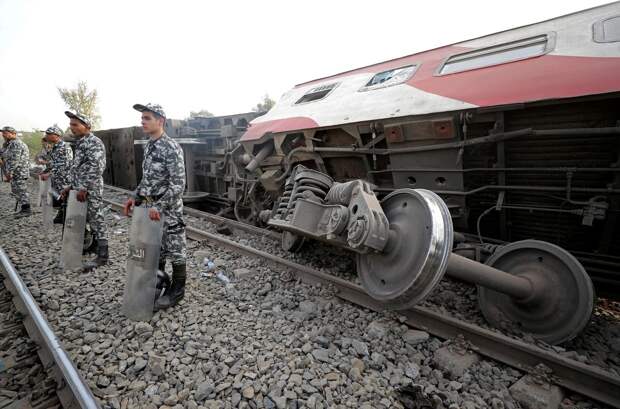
62,112,108,268
123,103,187,310
1,126,32,218
39,126,73,223
35,136,52,166
0,134,8,180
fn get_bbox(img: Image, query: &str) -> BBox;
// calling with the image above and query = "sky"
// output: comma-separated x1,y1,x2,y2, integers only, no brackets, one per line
0,0,613,131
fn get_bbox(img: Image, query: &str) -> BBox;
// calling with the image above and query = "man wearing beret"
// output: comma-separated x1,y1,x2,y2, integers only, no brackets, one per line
61,112,108,269
40,125,73,223
1,126,32,218
123,103,188,310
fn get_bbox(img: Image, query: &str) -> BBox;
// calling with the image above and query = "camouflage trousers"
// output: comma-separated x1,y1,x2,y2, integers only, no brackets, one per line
87,192,108,241
51,177,67,198
10,176,30,207
160,207,187,266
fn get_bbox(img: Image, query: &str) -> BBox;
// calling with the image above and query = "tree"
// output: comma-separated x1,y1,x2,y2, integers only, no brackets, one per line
252,94,275,113
189,109,214,118
57,81,101,129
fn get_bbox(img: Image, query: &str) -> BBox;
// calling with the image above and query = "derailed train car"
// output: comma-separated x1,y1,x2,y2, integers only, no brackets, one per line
236,1,620,324
97,112,263,216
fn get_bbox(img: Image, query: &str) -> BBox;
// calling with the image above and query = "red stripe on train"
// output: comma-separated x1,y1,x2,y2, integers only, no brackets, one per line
410,54,620,106
241,116,319,142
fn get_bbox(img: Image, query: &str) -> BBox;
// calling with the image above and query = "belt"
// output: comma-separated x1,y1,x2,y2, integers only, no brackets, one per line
136,193,163,205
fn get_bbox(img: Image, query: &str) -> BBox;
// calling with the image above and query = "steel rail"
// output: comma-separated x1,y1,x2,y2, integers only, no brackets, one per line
0,247,101,409
103,198,620,407
103,184,280,240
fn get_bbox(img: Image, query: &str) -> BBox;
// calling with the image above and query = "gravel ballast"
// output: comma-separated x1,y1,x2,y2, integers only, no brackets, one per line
0,183,614,408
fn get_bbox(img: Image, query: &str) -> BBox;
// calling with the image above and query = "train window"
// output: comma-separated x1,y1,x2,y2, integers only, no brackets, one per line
295,83,339,104
593,16,620,43
437,33,555,75
359,65,418,92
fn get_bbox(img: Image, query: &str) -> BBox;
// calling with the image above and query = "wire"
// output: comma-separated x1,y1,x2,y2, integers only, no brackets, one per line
476,205,497,244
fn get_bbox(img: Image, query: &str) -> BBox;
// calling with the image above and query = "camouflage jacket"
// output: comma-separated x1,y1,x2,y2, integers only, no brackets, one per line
0,141,7,167
4,138,30,179
71,133,106,193
46,140,74,191
136,133,186,212
35,146,51,164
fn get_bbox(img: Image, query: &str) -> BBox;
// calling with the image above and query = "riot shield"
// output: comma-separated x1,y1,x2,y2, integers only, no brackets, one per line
37,178,45,207
122,206,164,321
40,179,53,230
60,190,87,270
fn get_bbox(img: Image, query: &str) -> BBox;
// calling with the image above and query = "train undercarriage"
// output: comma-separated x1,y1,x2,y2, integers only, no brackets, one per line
239,94,620,303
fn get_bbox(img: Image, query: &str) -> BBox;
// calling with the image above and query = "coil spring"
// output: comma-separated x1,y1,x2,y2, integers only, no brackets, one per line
274,172,331,221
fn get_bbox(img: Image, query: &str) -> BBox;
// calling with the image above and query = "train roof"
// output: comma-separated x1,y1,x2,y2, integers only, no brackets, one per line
242,2,620,142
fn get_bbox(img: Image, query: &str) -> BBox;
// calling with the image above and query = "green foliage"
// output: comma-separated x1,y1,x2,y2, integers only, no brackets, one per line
57,81,101,129
252,94,275,113
19,130,45,159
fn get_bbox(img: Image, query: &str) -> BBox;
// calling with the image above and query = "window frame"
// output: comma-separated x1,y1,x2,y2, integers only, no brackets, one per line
358,64,420,92
294,82,340,105
435,32,557,76
593,15,620,43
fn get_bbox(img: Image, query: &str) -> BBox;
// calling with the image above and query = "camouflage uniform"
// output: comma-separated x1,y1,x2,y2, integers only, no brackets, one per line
71,133,108,241
0,140,8,178
46,140,73,193
4,137,31,206
135,132,187,265
35,145,51,165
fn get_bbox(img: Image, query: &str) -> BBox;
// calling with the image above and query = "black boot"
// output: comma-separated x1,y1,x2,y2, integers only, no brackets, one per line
53,207,65,224
83,238,98,255
14,204,32,219
154,263,186,311
83,239,109,271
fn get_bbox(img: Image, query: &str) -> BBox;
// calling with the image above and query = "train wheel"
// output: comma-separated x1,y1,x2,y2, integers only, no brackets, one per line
234,197,256,225
357,189,453,310
478,240,594,345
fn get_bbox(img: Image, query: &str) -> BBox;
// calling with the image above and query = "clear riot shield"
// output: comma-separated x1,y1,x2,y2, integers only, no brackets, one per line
60,190,87,270
40,178,53,230
122,206,164,321
37,178,46,207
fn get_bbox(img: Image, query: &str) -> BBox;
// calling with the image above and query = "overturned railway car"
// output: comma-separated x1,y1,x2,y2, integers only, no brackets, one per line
96,112,264,216
237,2,620,305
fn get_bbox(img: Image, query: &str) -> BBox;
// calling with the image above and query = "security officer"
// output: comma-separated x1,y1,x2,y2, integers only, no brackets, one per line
0,136,8,180
61,112,108,268
123,103,187,310
1,126,32,218
39,126,73,223
35,137,52,165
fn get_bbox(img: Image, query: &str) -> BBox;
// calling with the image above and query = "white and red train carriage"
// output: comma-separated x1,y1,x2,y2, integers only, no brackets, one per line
235,2,620,343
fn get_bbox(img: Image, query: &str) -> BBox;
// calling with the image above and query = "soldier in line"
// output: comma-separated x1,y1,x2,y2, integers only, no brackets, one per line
39,126,73,223
123,103,188,310
34,136,52,166
1,126,32,218
60,112,108,269
0,135,8,180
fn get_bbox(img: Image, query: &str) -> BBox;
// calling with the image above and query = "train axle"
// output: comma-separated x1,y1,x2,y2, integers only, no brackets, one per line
268,165,594,345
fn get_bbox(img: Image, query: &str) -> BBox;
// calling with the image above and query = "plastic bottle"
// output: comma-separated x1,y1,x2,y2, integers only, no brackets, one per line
216,271,231,284
203,257,215,272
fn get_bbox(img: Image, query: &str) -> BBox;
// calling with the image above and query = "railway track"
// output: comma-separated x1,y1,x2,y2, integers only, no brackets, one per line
101,194,620,408
104,184,280,241
0,248,100,409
